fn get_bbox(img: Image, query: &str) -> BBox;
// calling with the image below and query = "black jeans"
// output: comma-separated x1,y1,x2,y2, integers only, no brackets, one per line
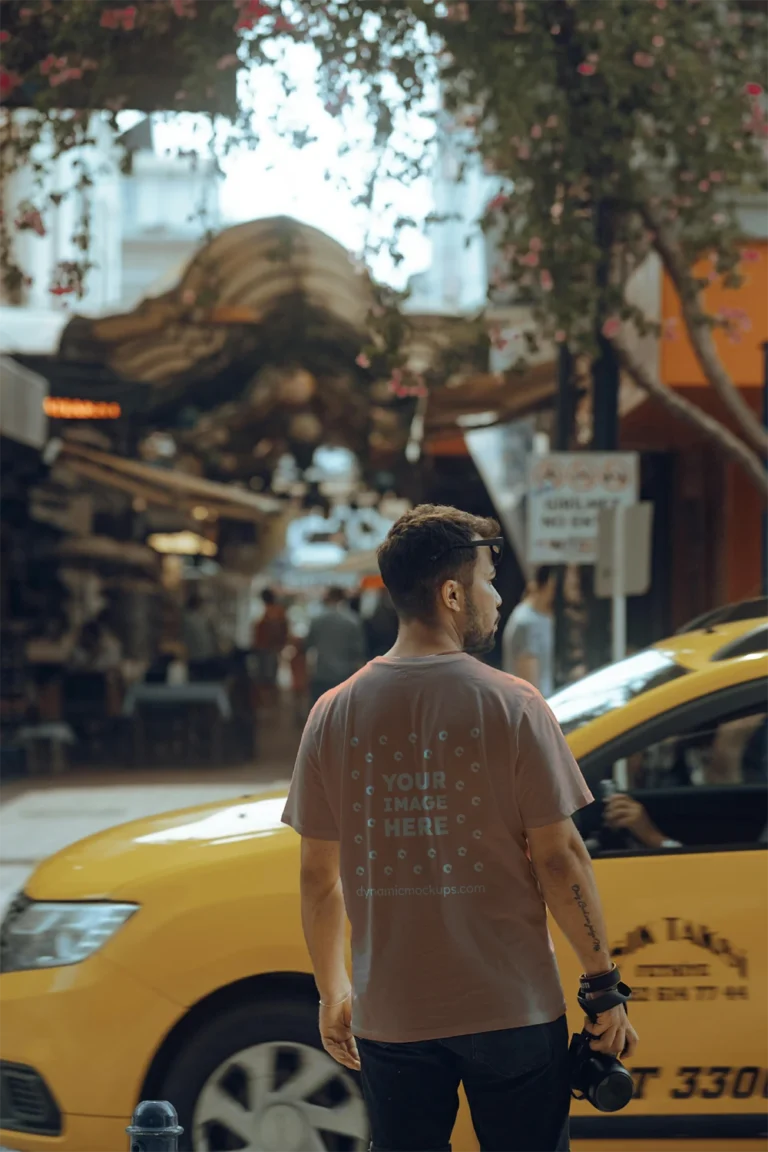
356,1015,570,1152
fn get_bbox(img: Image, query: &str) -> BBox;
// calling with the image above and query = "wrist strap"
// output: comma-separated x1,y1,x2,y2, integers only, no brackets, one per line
319,992,351,1008
578,981,632,1021
579,964,621,994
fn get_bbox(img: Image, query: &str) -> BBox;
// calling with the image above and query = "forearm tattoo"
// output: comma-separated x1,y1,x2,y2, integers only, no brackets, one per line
572,883,601,952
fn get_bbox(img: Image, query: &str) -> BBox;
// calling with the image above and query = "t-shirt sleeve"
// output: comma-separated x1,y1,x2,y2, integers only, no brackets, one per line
281,710,339,840
515,694,594,829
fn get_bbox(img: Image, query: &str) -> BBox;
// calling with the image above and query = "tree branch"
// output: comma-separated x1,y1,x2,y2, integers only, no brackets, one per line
642,202,768,459
613,333,768,503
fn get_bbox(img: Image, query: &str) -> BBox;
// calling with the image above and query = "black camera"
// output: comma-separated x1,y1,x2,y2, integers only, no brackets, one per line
569,1029,635,1112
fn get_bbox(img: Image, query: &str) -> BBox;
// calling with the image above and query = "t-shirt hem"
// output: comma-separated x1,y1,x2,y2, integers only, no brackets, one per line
352,1001,567,1044
280,815,339,841
523,793,594,829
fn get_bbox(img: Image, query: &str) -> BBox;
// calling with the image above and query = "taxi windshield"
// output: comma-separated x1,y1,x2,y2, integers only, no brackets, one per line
549,648,690,735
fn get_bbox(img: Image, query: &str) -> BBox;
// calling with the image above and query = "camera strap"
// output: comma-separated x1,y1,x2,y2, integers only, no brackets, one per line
577,981,632,1021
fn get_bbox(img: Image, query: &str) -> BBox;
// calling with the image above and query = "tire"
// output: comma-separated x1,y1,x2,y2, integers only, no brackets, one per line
159,995,369,1152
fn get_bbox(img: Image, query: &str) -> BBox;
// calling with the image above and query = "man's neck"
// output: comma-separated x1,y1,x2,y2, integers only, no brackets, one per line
527,593,551,616
387,619,463,659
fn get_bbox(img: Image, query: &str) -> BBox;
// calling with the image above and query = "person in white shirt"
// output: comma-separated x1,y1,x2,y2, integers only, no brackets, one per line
502,567,557,696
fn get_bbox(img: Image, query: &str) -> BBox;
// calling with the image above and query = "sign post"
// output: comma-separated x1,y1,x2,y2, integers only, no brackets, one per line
528,453,653,669
612,503,627,664
595,501,654,662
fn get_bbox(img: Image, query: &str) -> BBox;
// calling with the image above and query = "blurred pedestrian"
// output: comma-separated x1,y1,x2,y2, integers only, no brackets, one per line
182,591,221,681
306,587,365,704
282,505,636,1152
253,588,289,708
502,566,557,697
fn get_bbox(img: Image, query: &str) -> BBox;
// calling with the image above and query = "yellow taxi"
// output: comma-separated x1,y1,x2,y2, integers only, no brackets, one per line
1,618,766,1152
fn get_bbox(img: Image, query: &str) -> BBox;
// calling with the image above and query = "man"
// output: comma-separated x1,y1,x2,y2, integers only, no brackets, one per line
182,591,221,681
306,586,366,705
502,565,557,696
282,505,637,1152
252,588,288,706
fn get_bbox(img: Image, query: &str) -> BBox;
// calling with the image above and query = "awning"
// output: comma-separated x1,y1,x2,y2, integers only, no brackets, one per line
58,216,374,391
58,441,281,522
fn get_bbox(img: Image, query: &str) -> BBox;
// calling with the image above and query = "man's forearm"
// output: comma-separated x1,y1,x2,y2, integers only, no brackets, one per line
300,875,350,1003
534,846,613,975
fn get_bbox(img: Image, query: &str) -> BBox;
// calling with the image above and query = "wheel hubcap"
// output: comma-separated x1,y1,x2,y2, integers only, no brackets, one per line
193,1039,368,1151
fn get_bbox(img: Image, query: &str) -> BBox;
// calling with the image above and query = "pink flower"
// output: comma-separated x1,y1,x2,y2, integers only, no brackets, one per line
488,193,509,212
652,34,664,47
529,236,542,252
742,249,760,263
699,115,710,126
171,0,196,15
655,0,667,7
234,0,271,29
546,114,558,128
633,52,655,68
709,171,723,183
0,68,22,98
517,143,530,160
216,54,239,69
100,6,136,30
540,269,553,292
745,82,763,97
712,212,726,225
446,1,470,20
698,179,710,192
355,353,371,369
577,62,596,76
519,251,539,268
530,124,542,139
601,316,621,339
0,30,10,43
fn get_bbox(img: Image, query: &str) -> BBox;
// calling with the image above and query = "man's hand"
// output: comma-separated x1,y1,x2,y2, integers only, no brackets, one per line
319,995,360,1071
604,794,664,849
585,1004,638,1059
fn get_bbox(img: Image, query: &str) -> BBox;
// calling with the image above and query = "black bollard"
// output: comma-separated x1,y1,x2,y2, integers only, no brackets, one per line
126,1100,183,1152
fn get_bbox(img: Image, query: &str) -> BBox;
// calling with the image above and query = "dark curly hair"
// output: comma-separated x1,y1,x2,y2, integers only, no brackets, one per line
377,504,500,621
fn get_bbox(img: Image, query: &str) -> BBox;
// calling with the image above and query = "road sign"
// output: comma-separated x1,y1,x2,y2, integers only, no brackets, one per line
527,452,639,565
595,503,654,599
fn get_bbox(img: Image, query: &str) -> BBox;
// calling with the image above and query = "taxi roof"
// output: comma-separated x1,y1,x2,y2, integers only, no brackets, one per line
653,617,768,671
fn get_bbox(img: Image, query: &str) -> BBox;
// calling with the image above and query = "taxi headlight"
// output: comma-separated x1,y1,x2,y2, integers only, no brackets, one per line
0,898,138,973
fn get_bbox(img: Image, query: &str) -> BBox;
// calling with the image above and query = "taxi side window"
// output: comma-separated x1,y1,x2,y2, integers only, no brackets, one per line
628,710,767,793
590,705,768,852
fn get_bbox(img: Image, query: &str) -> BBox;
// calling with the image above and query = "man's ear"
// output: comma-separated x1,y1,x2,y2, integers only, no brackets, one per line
440,578,463,614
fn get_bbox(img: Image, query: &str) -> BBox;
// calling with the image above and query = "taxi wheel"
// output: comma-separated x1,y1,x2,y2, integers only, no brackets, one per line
160,995,369,1152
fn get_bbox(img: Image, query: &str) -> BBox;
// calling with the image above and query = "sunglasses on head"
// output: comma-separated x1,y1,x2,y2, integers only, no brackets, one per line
429,536,505,566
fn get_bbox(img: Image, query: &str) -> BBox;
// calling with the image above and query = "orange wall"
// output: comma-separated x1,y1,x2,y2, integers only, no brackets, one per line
661,241,768,388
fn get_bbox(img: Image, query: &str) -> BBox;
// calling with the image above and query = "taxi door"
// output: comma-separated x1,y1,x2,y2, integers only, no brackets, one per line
562,680,768,1152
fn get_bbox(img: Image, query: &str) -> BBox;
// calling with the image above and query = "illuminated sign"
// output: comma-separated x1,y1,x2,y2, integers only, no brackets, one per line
43,398,122,420
147,531,218,557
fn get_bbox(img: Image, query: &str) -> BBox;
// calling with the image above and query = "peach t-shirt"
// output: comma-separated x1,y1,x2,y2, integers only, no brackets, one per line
282,652,593,1043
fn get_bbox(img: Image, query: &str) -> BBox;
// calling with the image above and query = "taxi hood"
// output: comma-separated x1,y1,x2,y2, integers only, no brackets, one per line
25,790,294,902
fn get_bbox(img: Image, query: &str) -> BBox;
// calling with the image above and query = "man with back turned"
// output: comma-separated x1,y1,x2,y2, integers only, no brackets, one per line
282,505,637,1151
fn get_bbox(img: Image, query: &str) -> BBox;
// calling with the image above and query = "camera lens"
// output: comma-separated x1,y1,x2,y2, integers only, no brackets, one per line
594,1068,635,1113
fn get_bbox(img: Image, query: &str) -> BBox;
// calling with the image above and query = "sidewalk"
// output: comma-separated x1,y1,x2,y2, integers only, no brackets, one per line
0,703,300,914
